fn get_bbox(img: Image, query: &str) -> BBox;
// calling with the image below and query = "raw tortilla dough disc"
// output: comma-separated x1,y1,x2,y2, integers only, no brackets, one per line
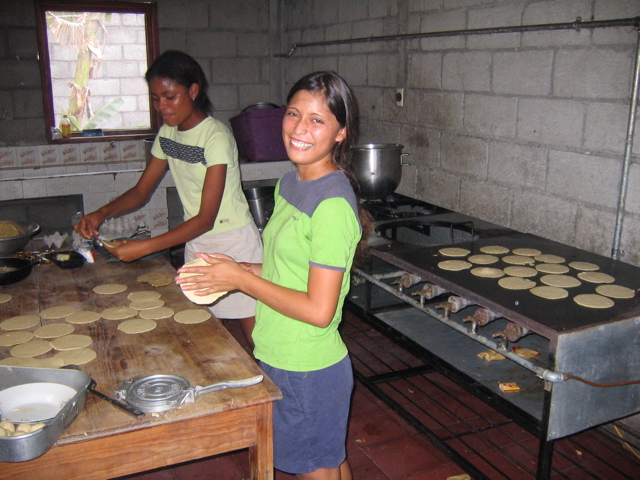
569,261,600,271
129,298,165,310
470,267,505,278
577,271,615,284
40,305,76,319
503,266,538,278
51,334,93,350
573,293,615,309
54,347,97,366
93,283,127,295
502,255,535,266
34,323,75,339
118,318,157,334
178,258,229,305
439,247,470,257
512,248,542,257
479,245,509,255
0,293,11,304
1,314,40,330
468,254,498,265
0,356,64,368
534,254,565,264
10,340,53,357
595,284,635,299
0,330,34,347
150,276,173,287
137,272,172,287
66,311,101,324
535,263,570,275
101,306,137,320
137,272,167,283
138,306,174,320
438,260,472,271
498,277,536,290
540,275,581,288
530,286,568,300
174,309,212,324
127,291,162,302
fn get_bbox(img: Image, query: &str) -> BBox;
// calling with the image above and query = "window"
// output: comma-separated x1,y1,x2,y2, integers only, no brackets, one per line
35,0,160,143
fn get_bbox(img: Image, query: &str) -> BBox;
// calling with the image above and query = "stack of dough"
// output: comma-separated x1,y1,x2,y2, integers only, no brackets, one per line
178,258,228,305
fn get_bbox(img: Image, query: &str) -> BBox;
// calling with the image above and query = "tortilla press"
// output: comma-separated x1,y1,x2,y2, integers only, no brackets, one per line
115,374,264,413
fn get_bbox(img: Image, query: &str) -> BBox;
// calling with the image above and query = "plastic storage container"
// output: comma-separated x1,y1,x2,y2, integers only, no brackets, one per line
229,103,287,161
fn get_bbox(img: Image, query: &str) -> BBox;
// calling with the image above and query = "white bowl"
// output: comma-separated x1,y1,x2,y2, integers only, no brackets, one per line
0,382,77,423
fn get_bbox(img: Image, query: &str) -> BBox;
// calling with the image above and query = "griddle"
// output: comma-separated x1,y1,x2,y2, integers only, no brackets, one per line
372,232,640,339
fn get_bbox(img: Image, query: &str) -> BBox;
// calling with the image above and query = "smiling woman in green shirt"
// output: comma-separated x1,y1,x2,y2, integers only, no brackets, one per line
177,71,370,480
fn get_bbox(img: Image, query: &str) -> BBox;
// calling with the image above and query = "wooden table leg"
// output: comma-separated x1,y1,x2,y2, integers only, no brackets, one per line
249,402,274,480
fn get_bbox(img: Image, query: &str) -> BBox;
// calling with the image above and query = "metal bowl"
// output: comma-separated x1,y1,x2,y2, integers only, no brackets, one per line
0,222,40,255
350,144,409,199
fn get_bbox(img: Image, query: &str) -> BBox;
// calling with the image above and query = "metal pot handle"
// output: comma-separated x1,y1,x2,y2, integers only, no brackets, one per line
180,374,265,404
401,152,410,166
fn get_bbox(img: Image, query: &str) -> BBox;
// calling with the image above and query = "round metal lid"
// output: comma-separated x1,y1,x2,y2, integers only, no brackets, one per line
120,374,191,413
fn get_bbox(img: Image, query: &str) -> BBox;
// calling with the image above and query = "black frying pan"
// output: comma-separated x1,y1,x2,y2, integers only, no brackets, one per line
0,257,34,285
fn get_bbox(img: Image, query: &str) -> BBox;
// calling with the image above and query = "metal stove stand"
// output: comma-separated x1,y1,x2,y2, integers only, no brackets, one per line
342,302,640,479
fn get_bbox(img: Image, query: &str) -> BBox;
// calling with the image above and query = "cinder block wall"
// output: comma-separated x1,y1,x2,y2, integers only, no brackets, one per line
2,0,640,265
280,0,640,265
0,0,285,239
0,0,280,145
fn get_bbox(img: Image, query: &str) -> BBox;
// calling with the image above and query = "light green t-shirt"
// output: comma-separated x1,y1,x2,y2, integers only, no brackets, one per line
151,116,252,235
253,170,362,371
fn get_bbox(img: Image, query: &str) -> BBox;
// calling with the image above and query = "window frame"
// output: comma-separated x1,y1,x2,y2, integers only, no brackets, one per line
35,0,161,144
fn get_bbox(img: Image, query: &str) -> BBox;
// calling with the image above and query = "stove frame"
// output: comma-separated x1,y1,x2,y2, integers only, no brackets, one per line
346,195,640,479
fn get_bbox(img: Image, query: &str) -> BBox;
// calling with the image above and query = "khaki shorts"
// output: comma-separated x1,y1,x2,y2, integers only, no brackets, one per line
185,222,263,319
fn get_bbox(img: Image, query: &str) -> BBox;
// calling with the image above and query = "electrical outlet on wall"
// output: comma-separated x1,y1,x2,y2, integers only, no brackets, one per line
396,88,404,107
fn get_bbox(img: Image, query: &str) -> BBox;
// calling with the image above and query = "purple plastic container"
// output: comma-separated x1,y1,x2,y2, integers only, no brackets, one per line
230,104,288,161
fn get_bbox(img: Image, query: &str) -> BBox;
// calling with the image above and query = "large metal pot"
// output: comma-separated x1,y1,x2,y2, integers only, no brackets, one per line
350,144,409,199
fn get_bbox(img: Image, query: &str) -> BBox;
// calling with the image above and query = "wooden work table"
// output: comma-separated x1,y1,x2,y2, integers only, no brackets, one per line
0,253,281,480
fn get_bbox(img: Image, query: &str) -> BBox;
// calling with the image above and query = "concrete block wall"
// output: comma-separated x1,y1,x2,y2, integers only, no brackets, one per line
0,0,287,241
0,0,281,145
155,0,281,124
280,0,640,266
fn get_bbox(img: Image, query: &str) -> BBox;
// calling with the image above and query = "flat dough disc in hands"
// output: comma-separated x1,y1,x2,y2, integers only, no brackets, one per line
178,258,228,305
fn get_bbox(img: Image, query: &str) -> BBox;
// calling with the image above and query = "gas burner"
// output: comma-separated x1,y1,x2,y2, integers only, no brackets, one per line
362,193,448,221
373,217,478,247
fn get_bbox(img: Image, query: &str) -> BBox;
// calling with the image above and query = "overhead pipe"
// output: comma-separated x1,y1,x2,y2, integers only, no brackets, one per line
275,17,640,58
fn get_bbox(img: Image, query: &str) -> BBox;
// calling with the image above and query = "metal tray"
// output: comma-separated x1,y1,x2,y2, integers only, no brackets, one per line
0,366,90,463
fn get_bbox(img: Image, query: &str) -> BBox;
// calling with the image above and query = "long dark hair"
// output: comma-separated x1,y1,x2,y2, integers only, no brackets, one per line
145,50,213,114
287,71,358,178
287,71,372,262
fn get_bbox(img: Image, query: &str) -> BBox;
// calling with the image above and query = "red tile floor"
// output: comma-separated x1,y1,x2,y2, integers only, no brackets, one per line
118,314,640,480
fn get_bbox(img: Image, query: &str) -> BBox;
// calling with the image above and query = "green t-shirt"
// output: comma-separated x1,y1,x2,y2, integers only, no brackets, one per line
151,117,252,235
253,170,362,371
